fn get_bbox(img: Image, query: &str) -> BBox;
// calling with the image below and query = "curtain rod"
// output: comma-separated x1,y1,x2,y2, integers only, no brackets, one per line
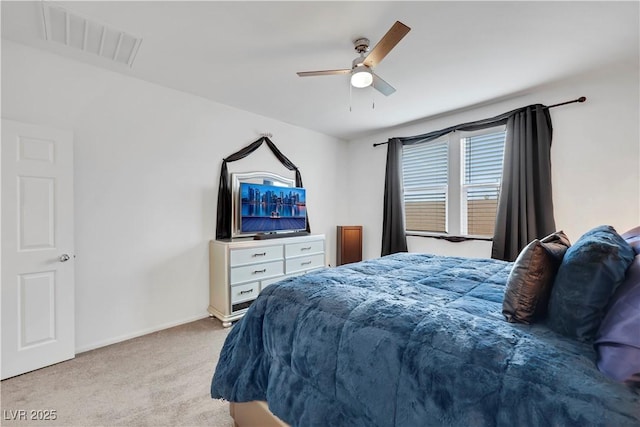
545,96,586,109
372,96,587,147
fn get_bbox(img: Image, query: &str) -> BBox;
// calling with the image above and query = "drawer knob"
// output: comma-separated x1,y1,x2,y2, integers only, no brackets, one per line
301,261,312,266
239,289,254,295
301,247,312,251
252,252,267,257
253,268,267,274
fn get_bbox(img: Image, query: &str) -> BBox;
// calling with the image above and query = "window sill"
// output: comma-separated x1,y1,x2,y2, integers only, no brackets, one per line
405,232,493,243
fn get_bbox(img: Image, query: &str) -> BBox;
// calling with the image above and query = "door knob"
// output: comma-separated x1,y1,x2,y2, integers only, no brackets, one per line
59,254,71,262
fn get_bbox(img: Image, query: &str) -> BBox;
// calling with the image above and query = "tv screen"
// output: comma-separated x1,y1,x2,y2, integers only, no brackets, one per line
239,182,307,234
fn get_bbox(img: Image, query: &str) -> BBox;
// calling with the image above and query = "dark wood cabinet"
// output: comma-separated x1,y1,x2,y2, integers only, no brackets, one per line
336,226,362,266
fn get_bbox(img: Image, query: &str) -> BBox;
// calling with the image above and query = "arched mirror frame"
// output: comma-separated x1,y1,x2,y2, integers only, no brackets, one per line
231,171,295,239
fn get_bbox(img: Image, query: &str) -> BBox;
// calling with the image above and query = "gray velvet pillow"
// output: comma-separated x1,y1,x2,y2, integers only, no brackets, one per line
595,254,640,384
547,225,635,342
594,226,640,384
502,231,571,324
621,226,640,254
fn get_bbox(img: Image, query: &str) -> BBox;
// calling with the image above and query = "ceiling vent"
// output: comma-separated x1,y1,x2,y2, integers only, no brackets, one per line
41,2,142,67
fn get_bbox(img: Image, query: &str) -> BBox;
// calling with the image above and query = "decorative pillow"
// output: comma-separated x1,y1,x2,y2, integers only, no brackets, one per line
621,225,640,254
595,256,640,383
502,231,571,324
595,226,640,384
547,225,635,342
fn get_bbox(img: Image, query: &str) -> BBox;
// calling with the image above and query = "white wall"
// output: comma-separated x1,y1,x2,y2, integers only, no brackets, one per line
347,58,640,260
1,40,349,352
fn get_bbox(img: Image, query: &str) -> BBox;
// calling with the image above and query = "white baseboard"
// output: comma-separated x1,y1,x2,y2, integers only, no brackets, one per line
75,313,211,354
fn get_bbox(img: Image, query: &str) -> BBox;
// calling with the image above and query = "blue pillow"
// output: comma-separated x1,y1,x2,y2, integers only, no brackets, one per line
595,254,640,384
547,225,635,342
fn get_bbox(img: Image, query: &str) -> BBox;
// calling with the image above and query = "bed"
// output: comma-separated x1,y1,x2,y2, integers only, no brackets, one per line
211,250,640,426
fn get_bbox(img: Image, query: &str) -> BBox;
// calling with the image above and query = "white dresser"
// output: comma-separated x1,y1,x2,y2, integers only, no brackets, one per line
208,234,326,326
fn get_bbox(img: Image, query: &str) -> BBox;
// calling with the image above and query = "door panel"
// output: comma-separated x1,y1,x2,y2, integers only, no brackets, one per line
19,176,56,250
19,271,56,348
2,119,75,379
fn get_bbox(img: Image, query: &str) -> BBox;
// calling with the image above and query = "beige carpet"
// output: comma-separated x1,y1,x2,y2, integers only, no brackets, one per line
0,318,234,427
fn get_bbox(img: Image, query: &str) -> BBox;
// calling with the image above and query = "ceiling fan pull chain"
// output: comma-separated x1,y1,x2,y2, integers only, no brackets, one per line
371,80,375,109
349,80,353,112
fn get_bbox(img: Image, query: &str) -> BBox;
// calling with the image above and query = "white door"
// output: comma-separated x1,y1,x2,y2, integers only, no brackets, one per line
1,119,75,379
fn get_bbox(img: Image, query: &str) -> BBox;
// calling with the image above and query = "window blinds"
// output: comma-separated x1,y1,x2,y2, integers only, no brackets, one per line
462,131,505,236
402,139,448,233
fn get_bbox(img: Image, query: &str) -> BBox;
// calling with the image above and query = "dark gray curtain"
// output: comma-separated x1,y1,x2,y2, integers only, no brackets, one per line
491,105,555,261
380,103,555,260
381,138,408,256
215,137,309,240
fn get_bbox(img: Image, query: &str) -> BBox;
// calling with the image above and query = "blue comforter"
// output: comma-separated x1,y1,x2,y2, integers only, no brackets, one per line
211,253,639,426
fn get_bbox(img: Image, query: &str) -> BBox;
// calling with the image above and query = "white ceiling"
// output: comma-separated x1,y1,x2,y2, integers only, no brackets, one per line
2,1,638,140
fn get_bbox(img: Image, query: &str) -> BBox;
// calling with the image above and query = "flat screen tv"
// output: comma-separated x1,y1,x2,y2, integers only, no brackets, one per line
238,182,307,235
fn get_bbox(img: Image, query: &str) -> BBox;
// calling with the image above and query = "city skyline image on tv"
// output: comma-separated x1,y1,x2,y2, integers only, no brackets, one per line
239,182,306,233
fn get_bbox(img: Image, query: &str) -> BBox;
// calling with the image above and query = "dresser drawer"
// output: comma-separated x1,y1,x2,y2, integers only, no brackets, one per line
230,245,283,266
231,260,284,285
285,253,325,274
230,282,259,304
285,240,324,258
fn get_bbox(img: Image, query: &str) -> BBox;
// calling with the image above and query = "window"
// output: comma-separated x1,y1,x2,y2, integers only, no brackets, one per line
403,139,448,233
402,127,506,238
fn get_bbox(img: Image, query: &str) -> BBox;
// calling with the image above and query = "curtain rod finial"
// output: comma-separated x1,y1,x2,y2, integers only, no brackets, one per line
578,96,586,103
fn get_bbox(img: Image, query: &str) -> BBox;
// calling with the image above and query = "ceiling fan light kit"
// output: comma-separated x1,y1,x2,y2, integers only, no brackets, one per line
351,65,373,88
297,21,411,96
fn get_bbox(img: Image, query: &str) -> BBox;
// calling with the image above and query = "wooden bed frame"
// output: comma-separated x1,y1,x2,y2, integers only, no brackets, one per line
230,401,289,427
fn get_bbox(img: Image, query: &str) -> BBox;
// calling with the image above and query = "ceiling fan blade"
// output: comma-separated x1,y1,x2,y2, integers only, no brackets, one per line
372,73,396,96
363,21,411,68
297,69,351,77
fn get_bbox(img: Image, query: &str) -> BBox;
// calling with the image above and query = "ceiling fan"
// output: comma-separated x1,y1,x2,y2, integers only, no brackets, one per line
297,21,411,96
